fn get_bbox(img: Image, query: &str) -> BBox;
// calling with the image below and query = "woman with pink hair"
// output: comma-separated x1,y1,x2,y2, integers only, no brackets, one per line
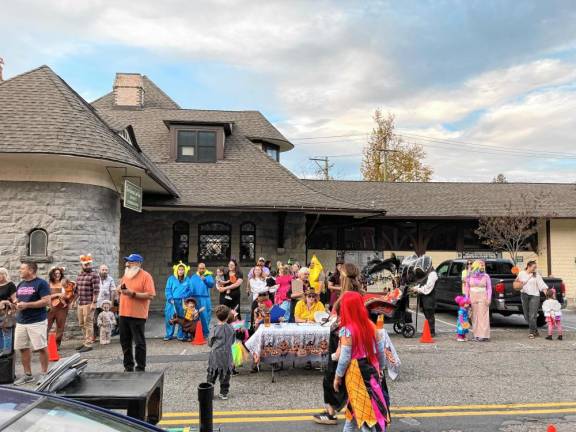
464,260,492,341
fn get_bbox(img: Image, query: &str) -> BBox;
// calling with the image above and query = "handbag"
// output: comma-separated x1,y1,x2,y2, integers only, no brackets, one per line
512,279,523,291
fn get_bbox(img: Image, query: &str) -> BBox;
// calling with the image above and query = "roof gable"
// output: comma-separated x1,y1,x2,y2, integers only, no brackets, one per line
95,106,367,211
0,65,178,196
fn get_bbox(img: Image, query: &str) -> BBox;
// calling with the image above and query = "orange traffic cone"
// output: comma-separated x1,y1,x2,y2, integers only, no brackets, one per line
376,314,385,330
419,319,435,344
48,332,60,362
547,425,557,432
192,320,207,346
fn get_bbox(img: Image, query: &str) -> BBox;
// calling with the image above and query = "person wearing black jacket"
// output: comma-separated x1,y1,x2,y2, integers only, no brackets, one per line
312,307,347,425
412,268,439,336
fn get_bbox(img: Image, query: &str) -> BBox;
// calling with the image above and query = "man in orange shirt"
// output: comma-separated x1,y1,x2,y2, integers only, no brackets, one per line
118,254,156,372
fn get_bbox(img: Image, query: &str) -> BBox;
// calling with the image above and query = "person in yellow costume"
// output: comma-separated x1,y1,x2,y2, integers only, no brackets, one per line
164,261,190,341
309,255,326,297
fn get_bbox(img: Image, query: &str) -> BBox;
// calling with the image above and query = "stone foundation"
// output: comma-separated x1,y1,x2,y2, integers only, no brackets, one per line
0,181,121,280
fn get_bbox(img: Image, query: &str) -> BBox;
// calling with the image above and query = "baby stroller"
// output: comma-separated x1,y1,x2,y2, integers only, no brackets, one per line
361,255,416,338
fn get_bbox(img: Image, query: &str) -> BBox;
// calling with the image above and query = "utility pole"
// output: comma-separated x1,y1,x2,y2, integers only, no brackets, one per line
377,148,399,182
309,156,334,180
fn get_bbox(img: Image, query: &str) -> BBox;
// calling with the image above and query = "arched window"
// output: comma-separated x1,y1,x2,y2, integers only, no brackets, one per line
172,221,190,264
28,229,48,256
240,222,256,262
198,222,231,263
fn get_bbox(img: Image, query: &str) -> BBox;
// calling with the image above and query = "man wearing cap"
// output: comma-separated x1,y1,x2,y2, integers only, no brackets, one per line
118,254,156,372
75,254,100,353
248,257,270,279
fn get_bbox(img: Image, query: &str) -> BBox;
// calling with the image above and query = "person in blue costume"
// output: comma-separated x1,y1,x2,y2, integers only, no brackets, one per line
164,262,190,341
188,262,214,338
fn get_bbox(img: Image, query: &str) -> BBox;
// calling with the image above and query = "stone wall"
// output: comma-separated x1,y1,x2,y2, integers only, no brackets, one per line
0,181,121,281
120,209,307,308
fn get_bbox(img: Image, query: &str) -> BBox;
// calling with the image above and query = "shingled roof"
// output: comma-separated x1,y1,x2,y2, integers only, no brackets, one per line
303,180,576,218
94,95,369,211
0,66,178,195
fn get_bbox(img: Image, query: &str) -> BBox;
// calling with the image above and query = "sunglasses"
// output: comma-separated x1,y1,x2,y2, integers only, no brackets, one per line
306,294,317,298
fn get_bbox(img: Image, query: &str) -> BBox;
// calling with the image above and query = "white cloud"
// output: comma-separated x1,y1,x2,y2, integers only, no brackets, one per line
2,1,576,182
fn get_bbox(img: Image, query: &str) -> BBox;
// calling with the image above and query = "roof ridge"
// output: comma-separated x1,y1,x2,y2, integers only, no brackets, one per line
142,75,180,109
247,144,376,210
0,64,51,87
43,68,147,163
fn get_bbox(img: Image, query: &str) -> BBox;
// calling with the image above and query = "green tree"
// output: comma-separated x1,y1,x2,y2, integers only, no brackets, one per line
361,110,432,182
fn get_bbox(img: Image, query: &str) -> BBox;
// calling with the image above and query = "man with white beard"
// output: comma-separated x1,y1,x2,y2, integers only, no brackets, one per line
117,254,156,372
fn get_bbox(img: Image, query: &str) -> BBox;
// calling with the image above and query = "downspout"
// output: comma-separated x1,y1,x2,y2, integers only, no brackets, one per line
546,218,552,276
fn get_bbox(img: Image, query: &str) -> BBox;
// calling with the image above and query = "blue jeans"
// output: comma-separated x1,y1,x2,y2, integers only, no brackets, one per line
521,293,541,334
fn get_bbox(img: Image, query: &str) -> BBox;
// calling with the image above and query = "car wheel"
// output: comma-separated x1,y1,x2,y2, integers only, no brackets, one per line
537,312,546,328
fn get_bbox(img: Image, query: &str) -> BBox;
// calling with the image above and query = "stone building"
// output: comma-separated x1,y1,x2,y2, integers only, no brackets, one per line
1,65,576,308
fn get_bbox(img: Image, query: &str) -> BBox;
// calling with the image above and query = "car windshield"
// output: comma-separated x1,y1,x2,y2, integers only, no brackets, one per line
3,398,150,432
0,391,40,425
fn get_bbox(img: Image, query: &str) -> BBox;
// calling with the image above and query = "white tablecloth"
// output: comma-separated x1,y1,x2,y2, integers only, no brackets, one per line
244,323,330,365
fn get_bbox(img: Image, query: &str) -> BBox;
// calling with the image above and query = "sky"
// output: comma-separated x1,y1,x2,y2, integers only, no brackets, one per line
2,0,576,182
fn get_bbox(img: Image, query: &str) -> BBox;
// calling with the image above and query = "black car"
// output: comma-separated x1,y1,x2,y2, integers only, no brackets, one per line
0,385,165,431
434,259,566,326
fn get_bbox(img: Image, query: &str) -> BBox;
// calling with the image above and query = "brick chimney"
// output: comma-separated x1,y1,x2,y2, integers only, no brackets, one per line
113,73,144,107
0,58,4,82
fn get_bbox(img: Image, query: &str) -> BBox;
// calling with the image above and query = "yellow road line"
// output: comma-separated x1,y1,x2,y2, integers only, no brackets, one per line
160,401,576,417
158,407,576,426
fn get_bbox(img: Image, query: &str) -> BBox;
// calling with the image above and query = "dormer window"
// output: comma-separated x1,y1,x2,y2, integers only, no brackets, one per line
177,130,217,162
263,143,280,162
171,126,224,163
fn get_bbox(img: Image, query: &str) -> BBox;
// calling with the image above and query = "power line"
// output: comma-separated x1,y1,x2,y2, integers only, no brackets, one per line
290,130,576,160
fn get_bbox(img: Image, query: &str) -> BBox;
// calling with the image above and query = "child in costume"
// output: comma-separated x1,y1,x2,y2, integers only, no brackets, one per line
455,295,471,342
542,289,563,340
214,268,225,290
228,309,250,375
97,300,117,345
170,298,204,341
252,291,272,332
0,300,16,356
207,305,236,400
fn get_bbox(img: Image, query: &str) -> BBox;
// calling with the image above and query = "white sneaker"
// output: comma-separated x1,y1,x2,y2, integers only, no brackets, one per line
14,374,34,386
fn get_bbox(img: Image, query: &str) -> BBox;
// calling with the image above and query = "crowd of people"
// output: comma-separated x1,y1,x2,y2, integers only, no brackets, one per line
161,256,356,344
0,253,155,385
0,251,560,431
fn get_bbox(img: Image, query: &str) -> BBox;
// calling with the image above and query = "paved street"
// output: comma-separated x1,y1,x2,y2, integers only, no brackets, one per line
14,307,576,431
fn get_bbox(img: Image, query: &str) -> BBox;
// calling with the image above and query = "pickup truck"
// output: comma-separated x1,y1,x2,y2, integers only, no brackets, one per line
434,259,566,327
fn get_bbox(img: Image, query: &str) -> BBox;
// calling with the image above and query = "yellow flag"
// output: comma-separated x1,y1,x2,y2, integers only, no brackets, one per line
309,255,324,294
